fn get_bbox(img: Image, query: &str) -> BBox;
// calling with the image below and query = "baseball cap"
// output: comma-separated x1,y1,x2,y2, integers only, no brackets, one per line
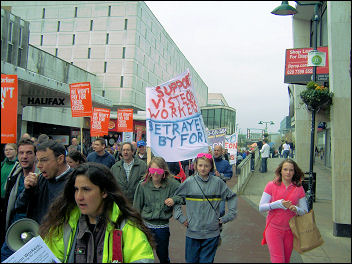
137,140,146,147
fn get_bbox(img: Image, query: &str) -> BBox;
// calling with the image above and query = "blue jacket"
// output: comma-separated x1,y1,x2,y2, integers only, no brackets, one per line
87,151,116,168
214,157,233,180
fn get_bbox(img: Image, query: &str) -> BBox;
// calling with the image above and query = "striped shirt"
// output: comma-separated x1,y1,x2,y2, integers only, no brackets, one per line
123,159,134,181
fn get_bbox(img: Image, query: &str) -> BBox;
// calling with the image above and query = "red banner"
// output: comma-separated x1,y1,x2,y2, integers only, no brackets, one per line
69,82,93,117
284,46,329,84
90,108,111,137
117,109,133,132
1,74,18,143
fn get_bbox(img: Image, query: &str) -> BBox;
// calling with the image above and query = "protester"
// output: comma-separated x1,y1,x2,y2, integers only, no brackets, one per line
20,133,31,140
111,142,147,204
133,157,182,263
1,143,18,200
250,148,255,172
132,141,138,155
68,137,81,152
260,139,271,173
39,162,155,263
87,138,115,168
136,140,148,164
259,158,308,263
173,153,237,263
66,150,87,168
15,140,73,225
213,145,233,217
1,139,40,261
36,133,50,145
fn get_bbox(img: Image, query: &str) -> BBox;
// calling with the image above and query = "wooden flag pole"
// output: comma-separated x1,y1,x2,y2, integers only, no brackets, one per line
80,117,84,154
147,146,151,165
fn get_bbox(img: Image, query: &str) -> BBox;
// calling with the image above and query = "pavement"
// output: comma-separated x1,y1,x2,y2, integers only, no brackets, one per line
154,157,351,263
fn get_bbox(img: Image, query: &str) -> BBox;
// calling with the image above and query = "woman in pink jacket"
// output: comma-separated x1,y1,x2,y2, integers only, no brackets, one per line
259,159,308,263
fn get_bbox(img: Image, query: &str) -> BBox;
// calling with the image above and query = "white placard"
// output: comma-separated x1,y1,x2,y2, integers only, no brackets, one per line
3,236,61,263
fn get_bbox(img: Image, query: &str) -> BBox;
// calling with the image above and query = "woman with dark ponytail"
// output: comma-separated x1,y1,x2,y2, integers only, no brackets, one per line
39,162,154,263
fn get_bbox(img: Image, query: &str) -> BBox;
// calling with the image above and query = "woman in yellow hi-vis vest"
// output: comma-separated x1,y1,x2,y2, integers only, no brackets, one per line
39,162,155,263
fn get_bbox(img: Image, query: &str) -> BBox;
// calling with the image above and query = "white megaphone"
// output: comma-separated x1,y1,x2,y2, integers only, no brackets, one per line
5,218,39,251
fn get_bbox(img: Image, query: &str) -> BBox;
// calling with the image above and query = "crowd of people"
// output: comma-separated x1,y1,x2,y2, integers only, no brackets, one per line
1,132,307,263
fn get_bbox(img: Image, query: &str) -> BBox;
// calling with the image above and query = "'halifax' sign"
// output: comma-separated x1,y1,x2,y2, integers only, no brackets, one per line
22,97,66,106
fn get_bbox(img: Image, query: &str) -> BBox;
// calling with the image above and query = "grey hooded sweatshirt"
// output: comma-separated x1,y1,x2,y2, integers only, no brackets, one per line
173,173,237,239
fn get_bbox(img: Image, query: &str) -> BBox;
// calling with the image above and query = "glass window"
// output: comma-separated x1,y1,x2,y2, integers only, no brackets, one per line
74,7,78,17
88,48,91,58
106,33,109,44
18,27,23,47
55,48,58,57
40,35,43,46
72,34,75,45
17,47,22,66
104,62,107,73
124,19,128,30
214,109,221,128
57,21,60,32
120,76,124,87
8,22,13,43
90,20,93,31
42,8,45,19
108,6,111,16
122,47,126,58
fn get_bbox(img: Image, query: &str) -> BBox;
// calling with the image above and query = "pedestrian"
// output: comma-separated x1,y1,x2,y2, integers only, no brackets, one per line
66,150,87,168
86,138,116,168
173,152,238,263
39,162,155,263
20,133,31,140
213,145,233,217
15,140,73,225
259,158,308,263
250,148,255,171
133,157,182,263
111,142,147,204
282,141,291,159
260,139,271,173
1,143,18,200
1,139,40,261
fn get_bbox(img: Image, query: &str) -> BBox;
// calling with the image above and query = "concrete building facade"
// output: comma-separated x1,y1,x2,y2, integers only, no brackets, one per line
3,1,209,112
288,1,350,237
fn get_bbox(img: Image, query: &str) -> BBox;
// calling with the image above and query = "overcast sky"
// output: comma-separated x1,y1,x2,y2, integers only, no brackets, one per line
145,1,294,134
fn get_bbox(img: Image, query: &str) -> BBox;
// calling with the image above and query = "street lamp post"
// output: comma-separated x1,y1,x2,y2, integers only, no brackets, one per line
258,120,274,133
271,1,322,211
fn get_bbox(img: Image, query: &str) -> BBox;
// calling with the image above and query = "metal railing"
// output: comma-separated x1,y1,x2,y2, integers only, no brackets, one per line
235,147,260,194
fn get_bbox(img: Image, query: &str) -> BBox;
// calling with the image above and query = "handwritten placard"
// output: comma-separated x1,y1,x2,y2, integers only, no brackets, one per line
1,74,18,143
69,82,92,117
146,69,208,162
207,128,227,150
225,133,238,165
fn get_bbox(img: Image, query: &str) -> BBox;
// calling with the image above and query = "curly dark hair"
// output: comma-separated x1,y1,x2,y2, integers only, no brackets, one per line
39,162,155,248
273,158,304,187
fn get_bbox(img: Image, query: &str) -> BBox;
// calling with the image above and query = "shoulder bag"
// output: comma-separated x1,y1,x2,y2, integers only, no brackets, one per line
289,209,324,253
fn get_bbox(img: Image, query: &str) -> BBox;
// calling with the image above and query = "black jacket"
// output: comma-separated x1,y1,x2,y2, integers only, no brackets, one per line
15,167,73,224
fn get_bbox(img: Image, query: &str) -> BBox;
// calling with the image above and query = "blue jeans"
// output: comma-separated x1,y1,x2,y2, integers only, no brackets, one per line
185,236,220,263
149,227,170,263
261,157,268,173
283,150,290,158
250,158,255,170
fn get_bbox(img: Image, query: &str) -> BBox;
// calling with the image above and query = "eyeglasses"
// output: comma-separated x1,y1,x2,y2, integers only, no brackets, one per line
197,153,212,159
148,167,164,175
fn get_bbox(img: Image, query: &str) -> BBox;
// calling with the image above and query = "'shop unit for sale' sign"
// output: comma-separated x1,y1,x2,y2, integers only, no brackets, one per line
146,69,209,162
117,109,133,132
1,74,18,143
90,108,111,137
69,82,92,117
